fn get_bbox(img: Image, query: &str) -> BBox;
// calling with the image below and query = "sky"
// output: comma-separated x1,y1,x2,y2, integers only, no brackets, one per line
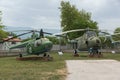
0,0,120,32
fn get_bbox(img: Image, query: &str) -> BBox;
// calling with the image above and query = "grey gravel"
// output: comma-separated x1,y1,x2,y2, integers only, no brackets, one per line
66,60,120,80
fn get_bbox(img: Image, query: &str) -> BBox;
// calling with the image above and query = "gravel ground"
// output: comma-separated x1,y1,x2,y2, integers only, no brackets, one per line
66,60,120,80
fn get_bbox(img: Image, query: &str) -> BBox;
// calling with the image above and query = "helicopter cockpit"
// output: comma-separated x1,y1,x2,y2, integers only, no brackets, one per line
86,31,97,38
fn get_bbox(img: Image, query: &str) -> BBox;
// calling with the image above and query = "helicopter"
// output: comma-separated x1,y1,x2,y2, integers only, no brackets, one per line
53,28,103,57
2,29,53,58
73,30,101,51
55,28,120,56
54,28,101,49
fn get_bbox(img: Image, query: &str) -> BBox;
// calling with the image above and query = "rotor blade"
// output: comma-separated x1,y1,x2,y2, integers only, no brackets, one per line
43,32,53,35
112,33,120,36
6,30,33,32
85,28,98,31
6,29,41,33
34,30,53,35
3,31,32,42
99,31,110,35
101,32,120,36
53,29,85,36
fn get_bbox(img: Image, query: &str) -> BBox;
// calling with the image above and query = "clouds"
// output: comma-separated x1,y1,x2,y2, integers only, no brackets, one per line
0,0,61,29
93,0,120,30
0,0,120,31
72,0,120,31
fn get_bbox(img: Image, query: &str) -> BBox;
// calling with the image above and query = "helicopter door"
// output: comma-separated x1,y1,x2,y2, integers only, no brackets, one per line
26,44,33,54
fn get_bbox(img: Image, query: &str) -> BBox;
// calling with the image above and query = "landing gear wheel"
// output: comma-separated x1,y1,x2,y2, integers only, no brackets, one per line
47,54,50,57
19,53,22,58
42,52,53,61
43,53,47,57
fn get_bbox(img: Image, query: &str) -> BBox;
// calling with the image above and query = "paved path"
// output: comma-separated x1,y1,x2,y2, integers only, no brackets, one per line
66,60,120,80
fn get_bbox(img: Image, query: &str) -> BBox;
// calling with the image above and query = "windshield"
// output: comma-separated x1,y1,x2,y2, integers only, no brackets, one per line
86,31,97,38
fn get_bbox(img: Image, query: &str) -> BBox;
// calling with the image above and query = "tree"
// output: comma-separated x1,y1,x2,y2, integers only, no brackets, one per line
60,1,98,39
0,11,4,29
112,27,120,41
0,11,8,40
45,36,59,44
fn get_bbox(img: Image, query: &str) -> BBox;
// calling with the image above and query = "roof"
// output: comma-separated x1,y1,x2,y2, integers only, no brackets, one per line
3,38,22,42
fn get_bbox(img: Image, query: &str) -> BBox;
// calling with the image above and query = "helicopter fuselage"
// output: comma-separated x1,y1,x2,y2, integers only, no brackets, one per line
77,36,101,50
10,38,53,55
76,31,101,51
27,38,53,55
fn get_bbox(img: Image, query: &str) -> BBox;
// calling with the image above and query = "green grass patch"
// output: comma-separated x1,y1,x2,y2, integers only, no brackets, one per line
0,52,120,80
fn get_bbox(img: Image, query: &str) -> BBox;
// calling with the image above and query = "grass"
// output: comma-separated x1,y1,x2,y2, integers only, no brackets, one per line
0,52,120,80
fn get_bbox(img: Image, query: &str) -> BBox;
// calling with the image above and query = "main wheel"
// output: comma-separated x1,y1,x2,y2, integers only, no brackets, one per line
43,53,47,57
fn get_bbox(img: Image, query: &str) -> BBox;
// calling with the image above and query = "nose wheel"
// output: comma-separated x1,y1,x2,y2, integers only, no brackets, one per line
43,52,53,61
43,52,50,57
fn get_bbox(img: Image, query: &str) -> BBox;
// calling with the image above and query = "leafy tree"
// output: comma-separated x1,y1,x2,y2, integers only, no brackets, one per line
112,27,120,41
60,1,98,39
100,27,120,49
45,36,67,45
45,36,59,44
0,11,5,29
0,11,8,40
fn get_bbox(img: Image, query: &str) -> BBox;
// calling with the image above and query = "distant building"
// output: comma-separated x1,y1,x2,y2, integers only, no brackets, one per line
0,38,22,50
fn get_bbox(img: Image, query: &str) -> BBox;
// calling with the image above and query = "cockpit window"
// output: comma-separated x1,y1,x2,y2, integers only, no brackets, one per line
86,31,97,38
41,38,49,41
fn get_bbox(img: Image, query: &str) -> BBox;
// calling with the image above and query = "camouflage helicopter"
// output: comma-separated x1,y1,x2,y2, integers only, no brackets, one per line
53,28,103,56
2,29,53,58
54,28,101,50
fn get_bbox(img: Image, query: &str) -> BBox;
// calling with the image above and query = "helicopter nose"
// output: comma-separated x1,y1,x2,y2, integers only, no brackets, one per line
45,42,53,50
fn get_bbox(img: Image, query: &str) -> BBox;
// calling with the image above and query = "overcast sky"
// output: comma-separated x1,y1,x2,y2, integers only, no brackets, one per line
0,0,120,32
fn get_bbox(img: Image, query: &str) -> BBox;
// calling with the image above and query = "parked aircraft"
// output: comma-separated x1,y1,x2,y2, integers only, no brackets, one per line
54,28,101,51
54,28,120,56
2,29,53,58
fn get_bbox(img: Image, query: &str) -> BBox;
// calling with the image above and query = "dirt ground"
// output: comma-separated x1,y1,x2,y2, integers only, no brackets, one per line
66,60,120,80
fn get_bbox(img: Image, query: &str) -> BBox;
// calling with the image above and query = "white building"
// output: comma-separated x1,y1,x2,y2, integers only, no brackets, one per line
0,38,22,50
